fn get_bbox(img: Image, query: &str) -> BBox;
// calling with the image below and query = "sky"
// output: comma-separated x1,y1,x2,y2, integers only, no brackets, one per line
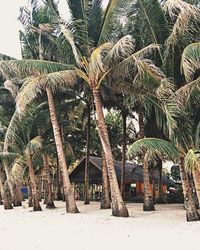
0,0,109,59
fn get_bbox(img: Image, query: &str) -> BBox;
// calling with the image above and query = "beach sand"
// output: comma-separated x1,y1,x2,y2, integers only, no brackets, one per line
0,201,199,250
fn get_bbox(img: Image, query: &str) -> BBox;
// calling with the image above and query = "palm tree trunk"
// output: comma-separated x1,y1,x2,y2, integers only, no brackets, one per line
0,171,13,210
13,183,23,206
157,159,163,203
179,157,200,221
28,182,33,207
84,104,90,205
138,108,155,210
101,149,111,209
27,154,42,211
121,111,126,200
92,88,128,217
56,155,63,200
138,106,145,139
143,152,155,211
43,154,56,209
192,169,200,207
46,87,79,213
3,161,22,206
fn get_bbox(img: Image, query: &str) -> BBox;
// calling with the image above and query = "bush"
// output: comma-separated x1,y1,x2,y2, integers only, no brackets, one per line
167,189,184,203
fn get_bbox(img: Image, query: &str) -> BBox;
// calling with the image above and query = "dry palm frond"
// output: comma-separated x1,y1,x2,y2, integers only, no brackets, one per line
3,79,20,98
60,24,82,65
181,42,200,82
16,70,78,111
89,42,111,80
163,0,200,63
0,59,74,79
185,148,200,173
105,35,135,65
10,157,25,183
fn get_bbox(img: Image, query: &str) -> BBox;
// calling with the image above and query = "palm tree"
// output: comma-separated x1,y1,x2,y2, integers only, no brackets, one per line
25,137,43,211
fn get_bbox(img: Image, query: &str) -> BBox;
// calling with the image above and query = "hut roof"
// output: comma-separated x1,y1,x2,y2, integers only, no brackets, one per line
69,156,175,187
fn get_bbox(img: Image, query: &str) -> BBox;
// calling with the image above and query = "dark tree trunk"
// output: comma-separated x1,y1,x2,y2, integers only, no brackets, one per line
28,183,33,207
0,192,3,205
92,88,128,217
12,184,23,207
43,154,56,209
157,159,163,203
121,111,126,200
192,169,200,207
0,172,13,210
84,104,91,205
46,88,79,213
143,153,155,211
138,106,145,139
101,150,111,209
27,154,42,211
179,157,200,221
56,156,63,200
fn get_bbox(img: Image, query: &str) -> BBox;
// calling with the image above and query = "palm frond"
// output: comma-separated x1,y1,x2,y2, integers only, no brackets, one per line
176,78,200,108
16,70,78,111
97,0,125,44
105,35,135,65
25,136,44,155
105,44,162,86
60,24,82,65
181,42,200,82
89,42,112,80
185,148,200,172
88,0,103,46
163,0,200,68
10,157,26,183
127,137,179,161
0,60,74,79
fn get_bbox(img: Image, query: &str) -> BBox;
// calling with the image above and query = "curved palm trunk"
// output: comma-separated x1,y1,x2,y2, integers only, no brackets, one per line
179,157,200,221
121,112,126,200
84,104,91,205
27,154,42,211
101,150,111,209
143,152,155,211
3,161,22,207
0,172,13,209
92,88,128,217
192,169,200,207
43,154,56,209
46,87,79,213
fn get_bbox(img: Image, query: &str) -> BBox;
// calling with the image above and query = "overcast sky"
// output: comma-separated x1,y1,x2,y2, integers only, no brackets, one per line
0,0,109,59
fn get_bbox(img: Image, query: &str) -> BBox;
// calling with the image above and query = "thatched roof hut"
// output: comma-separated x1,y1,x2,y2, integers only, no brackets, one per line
69,156,175,187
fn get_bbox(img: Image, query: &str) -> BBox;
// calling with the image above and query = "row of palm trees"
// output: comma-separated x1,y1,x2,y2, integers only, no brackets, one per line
0,0,199,221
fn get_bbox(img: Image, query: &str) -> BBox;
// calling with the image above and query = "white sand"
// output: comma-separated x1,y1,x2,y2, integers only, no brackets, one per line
0,201,199,250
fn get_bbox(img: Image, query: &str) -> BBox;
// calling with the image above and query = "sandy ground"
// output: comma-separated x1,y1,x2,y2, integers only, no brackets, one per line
0,201,199,250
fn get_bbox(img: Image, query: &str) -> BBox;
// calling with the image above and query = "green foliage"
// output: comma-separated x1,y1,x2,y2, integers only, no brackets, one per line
127,138,179,161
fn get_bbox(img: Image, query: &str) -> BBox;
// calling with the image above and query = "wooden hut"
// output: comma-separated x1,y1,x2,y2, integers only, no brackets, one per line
69,156,175,201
